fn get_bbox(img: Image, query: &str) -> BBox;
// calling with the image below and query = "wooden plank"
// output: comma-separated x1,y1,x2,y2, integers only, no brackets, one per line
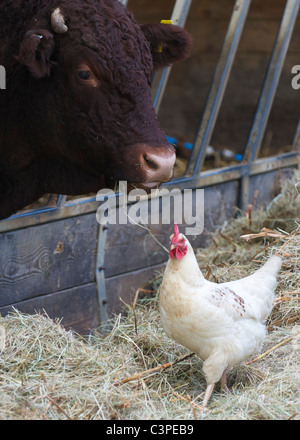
0,198,99,234
0,214,98,306
0,283,99,334
104,223,169,278
105,263,166,318
248,167,296,208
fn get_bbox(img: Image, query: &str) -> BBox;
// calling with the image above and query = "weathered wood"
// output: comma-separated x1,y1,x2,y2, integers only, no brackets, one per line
0,282,99,334
0,214,98,306
105,263,166,317
248,167,295,208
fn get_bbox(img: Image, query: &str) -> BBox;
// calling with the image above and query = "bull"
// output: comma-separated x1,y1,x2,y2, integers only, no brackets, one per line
0,0,192,220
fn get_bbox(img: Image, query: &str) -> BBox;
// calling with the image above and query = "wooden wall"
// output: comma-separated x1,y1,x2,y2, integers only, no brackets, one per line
0,215,99,333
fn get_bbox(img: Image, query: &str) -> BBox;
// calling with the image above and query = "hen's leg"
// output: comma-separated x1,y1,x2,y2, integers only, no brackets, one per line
202,383,215,407
221,369,232,394
202,352,227,406
221,370,227,390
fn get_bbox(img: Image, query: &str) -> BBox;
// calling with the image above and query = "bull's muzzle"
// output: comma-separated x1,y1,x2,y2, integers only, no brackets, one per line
139,145,176,188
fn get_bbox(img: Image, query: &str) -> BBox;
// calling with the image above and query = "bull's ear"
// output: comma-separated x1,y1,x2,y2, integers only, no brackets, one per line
141,23,192,71
16,30,55,79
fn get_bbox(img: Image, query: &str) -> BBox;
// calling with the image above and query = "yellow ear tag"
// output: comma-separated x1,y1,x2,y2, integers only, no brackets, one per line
156,19,173,53
160,20,173,25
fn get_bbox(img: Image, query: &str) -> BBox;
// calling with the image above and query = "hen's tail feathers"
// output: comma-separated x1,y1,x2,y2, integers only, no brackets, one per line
260,255,282,276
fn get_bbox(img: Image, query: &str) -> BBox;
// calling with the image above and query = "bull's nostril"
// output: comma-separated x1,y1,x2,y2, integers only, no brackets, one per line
138,146,175,184
143,154,158,170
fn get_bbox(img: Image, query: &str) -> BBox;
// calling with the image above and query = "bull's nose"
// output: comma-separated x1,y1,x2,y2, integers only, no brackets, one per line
141,146,176,183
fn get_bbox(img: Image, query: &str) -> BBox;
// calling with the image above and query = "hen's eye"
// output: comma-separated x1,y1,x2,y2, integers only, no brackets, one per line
78,70,92,80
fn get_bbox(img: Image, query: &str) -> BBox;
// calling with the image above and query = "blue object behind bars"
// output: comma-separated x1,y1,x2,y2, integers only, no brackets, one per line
166,136,243,161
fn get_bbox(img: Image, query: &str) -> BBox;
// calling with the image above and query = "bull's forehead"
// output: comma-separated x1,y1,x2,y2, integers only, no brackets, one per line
61,0,152,80
61,0,148,56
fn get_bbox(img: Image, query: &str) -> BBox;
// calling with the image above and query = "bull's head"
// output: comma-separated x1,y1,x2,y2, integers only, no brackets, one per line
15,2,192,194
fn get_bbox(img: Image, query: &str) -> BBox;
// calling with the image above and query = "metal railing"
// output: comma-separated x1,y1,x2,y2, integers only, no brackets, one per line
158,0,300,211
151,0,192,112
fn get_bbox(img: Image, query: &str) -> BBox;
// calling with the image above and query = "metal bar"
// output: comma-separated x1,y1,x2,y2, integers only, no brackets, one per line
240,174,250,211
151,0,193,112
0,152,298,234
243,0,300,163
96,225,109,329
166,151,300,191
291,118,300,152
241,0,299,210
186,0,251,177
55,194,67,208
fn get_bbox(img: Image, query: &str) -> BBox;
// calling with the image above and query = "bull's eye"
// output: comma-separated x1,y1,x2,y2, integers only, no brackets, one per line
76,63,99,88
78,70,91,80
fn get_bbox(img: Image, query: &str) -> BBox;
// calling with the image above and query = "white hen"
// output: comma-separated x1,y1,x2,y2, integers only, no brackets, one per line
159,224,282,407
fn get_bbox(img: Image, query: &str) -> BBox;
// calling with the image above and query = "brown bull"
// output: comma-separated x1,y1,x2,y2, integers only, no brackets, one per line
0,0,192,219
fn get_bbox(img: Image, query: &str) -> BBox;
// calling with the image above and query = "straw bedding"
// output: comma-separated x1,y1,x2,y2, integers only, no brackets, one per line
0,170,299,420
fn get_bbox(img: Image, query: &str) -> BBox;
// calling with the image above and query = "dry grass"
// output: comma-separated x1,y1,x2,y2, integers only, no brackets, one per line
0,170,299,420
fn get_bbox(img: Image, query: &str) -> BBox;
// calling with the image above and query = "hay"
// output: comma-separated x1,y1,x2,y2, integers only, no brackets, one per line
0,170,299,420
